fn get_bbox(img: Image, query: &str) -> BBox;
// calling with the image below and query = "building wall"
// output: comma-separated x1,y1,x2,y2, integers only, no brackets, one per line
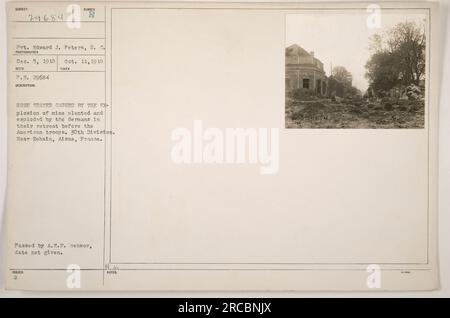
286,66,326,95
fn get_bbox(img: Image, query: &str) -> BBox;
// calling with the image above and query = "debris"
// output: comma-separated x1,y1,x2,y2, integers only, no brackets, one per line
286,97,424,128
406,84,423,100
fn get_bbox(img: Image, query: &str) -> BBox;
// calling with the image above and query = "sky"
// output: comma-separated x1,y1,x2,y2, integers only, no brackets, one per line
286,11,426,92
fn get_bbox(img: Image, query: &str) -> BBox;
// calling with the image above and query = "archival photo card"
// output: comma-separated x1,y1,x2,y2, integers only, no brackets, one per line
5,1,440,291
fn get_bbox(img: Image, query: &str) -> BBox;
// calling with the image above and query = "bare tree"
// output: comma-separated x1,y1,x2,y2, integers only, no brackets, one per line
332,66,353,86
366,20,426,94
386,21,426,86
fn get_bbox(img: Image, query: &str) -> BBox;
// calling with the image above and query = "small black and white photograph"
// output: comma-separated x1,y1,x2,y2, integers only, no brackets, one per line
285,11,427,129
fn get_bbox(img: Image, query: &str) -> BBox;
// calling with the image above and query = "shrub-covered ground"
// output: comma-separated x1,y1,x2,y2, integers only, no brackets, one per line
285,97,425,129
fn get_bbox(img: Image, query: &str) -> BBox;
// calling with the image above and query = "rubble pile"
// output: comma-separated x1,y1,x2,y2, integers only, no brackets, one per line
286,96,425,129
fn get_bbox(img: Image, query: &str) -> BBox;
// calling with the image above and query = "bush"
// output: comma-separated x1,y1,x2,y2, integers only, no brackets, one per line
373,105,384,111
